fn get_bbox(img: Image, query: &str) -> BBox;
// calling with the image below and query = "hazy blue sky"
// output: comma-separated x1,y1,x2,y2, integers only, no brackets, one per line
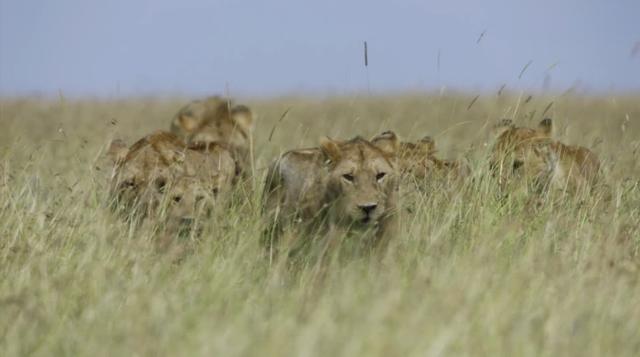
1,0,638,97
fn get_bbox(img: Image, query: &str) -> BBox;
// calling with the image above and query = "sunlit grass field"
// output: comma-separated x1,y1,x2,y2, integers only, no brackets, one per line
1,92,639,356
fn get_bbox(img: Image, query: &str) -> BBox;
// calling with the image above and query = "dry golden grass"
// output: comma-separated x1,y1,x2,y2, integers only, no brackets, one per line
1,92,639,356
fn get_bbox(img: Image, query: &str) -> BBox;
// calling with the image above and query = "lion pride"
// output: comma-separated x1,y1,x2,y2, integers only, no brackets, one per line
263,131,400,253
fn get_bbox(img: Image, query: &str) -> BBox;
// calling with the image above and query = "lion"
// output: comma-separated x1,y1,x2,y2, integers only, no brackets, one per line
398,136,470,184
170,96,254,180
263,131,400,255
490,118,601,195
106,131,236,232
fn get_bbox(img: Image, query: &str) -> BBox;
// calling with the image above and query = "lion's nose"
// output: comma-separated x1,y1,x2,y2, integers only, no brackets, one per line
358,203,378,215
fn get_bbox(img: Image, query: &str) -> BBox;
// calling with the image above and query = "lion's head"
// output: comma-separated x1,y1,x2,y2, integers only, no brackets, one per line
107,131,235,230
490,118,556,192
319,131,399,227
170,97,254,177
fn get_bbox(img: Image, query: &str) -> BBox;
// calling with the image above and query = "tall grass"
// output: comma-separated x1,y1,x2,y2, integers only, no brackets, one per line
0,93,639,356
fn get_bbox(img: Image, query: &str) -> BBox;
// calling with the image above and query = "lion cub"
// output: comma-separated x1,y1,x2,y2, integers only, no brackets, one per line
263,131,400,252
398,136,470,184
106,131,235,232
170,96,254,181
490,118,601,194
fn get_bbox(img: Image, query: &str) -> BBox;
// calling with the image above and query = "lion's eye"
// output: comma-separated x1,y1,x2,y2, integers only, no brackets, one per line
155,179,167,193
212,188,219,197
376,172,386,181
342,173,355,182
172,195,182,203
122,179,136,188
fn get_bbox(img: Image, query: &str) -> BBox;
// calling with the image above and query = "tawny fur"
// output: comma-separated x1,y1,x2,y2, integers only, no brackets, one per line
106,131,236,231
397,136,470,184
170,96,254,180
490,118,601,194
263,131,400,251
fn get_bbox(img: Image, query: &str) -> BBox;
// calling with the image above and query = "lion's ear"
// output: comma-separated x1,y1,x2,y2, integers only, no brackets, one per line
418,135,436,153
106,139,128,165
176,113,201,133
231,105,254,133
320,137,341,162
538,118,552,137
371,130,399,156
492,118,514,138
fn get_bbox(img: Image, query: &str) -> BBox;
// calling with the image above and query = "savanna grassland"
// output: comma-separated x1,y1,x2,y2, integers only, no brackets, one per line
1,92,639,356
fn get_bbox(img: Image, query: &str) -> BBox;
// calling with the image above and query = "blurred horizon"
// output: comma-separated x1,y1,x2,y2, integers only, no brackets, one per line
1,0,638,98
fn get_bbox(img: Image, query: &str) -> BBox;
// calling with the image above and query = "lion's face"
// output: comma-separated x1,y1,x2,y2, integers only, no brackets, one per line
180,145,236,195
321,132,398,226
114,171,225,229
155,176,218,228
490,119,556,192
110,143,174,214
108,132,234,229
